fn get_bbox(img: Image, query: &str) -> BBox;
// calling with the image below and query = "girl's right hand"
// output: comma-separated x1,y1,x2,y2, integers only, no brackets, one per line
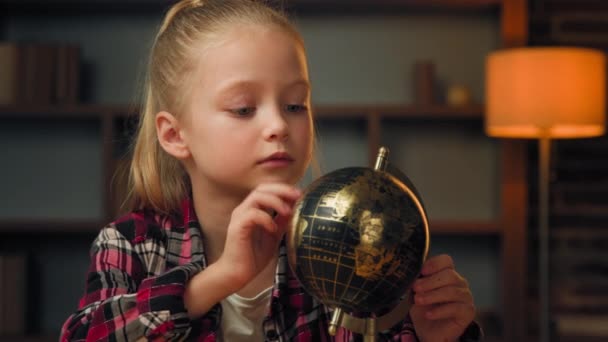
218,183,302,292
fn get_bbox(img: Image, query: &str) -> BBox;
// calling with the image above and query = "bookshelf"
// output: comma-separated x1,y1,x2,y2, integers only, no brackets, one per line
0,0,529,340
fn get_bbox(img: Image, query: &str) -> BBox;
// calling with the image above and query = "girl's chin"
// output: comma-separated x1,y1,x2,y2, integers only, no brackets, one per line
256,177,298,186
253,174,301,186
260,168,305,182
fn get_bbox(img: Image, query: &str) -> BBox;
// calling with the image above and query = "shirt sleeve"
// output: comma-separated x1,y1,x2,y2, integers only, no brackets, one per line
379,314,483,342
379,313,419,341
59,226,215,341
458,321,484,342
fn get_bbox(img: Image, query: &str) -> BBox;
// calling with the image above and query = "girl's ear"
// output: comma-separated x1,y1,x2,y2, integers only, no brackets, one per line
156,111,191,160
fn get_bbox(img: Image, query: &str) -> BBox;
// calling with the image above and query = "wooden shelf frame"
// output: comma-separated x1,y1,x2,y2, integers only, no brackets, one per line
0,103,484,119
499,0,529,341
0,219,501,235
0,219,103,234
0,335,58,342
0,0,502,16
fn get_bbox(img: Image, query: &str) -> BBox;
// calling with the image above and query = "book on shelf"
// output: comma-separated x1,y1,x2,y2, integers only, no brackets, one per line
0,253,27,335
0,43,23,105
555,313,608,338
23,44,54,104
55,44,80,104
0,42,80,106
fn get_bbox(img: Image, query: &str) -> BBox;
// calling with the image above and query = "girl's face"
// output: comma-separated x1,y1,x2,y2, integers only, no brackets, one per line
181,25,313,196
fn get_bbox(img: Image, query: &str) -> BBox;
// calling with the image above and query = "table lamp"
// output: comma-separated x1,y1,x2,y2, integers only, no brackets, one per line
485,47,606,342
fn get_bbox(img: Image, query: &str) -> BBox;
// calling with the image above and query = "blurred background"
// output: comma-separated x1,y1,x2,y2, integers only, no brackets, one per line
0,0,606,341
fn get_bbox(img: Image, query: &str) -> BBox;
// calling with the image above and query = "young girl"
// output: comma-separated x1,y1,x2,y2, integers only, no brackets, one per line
61,0,480,341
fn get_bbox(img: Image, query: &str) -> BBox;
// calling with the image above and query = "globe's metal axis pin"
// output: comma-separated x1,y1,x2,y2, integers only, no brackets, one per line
328,308,343,336
374,146,389,171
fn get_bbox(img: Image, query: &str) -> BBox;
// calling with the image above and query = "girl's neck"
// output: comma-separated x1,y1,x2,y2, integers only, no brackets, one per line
191,186,241,265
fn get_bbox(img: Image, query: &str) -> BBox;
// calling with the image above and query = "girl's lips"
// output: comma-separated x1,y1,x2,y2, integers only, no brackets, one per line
259,158,294,167
258,152,294,167
258,152,294,164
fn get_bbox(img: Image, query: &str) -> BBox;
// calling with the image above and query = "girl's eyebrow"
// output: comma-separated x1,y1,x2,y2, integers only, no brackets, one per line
216,80,257,97
286,79,311,91
216,79,311,96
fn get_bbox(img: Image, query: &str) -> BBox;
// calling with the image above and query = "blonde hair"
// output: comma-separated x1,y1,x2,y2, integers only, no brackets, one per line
126,0,310,215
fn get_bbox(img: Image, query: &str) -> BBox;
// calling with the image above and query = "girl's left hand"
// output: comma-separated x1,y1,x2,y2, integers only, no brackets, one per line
409,254,476,342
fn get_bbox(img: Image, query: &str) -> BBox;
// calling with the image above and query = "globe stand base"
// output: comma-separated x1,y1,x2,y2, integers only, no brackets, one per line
328,292,412,341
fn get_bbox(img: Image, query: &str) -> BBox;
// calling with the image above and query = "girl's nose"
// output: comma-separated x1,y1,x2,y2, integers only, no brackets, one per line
263,108,289,141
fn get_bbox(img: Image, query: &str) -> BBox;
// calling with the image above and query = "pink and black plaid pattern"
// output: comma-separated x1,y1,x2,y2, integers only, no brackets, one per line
61,198,480,341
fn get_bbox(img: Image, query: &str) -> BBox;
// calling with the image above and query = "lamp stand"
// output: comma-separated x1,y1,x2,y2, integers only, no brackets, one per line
538,136,551,342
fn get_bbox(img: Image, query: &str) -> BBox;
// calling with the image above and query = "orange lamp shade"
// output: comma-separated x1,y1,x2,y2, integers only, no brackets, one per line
485,47,606,138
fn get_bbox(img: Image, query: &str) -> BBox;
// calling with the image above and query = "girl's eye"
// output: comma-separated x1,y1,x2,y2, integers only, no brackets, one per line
285,104,308,113
231,107,255,116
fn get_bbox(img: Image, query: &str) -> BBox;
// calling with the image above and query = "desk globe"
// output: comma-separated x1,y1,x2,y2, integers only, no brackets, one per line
287,147,429,341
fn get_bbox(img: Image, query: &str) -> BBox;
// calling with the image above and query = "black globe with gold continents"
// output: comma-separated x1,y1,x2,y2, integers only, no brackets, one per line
287,166,430,314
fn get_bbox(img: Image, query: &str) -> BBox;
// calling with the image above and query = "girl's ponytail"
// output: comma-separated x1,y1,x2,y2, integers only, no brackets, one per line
158,0,206,38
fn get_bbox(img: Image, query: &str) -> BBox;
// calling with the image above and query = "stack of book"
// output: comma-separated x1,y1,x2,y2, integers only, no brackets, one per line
0,42,80,106
552,227,608,340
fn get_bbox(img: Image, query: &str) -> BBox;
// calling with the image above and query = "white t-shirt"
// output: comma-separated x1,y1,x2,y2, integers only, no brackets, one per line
219,286,274,341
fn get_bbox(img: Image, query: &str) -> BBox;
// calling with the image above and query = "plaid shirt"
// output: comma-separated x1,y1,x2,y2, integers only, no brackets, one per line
61,198,481,341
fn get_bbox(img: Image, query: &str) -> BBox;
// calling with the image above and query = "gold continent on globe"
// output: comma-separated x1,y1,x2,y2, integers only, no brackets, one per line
287,167,430,314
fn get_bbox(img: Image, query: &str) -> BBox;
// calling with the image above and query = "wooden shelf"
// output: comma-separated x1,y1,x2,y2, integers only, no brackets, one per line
0,104,133,118
552,203,608,218
316,104,484,120
0,335,58,342
288,0,501,14
0,103,484,120
430,220,501,235
557,337,608,342
0,219,103,234
532,0,608,12
0,218,499,235
0,0,502,15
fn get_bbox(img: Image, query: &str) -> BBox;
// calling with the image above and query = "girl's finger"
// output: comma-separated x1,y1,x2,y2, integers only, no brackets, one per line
243,191,293,218
419,254,455,276
240,208,278,235
413,268,467,293
255,183,302,202
424,302,476,322
414,285,472,306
